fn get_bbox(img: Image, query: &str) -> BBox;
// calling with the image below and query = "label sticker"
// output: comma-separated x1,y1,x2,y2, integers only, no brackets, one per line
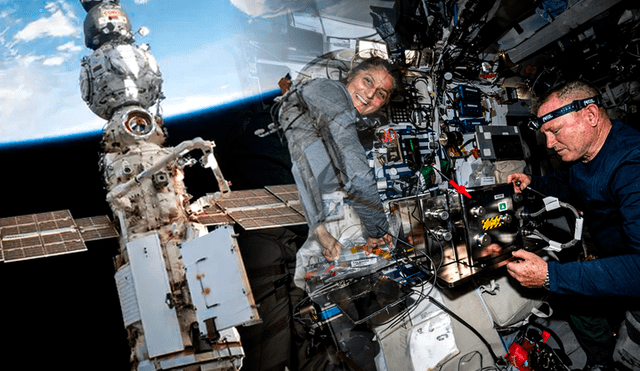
482,216,503,231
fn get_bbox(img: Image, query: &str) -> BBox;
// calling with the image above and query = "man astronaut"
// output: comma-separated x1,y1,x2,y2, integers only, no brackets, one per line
506,80,640,370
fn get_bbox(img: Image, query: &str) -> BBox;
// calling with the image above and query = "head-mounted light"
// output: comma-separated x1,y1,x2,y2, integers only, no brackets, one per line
528,95,602,131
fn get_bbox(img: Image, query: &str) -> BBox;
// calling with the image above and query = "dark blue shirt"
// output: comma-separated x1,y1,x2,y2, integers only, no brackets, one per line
532,119,640,296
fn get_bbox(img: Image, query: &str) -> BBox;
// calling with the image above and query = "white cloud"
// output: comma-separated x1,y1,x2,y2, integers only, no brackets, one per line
49,113,106,138
162,91,249,117
0,2,270,144
0,82,31,101
0,9,13,19
230,0,316,17
1,9,21,60
157,36,263,115
13,7,78,43
43,56,65,66
57,41,82,52
0,56,100,143
19,55,44,67
230,0,269,17
56,0,79,18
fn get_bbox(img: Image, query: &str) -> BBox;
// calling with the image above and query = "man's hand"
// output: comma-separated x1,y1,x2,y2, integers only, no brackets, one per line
506,249,548,288
507,173,532,193
479,243,502,258
366,234,393,253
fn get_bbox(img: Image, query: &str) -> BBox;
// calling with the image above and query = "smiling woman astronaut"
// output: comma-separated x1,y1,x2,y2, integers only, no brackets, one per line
275,56,402,290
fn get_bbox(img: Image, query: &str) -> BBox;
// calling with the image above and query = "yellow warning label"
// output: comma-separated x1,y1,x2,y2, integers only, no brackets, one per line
482,216,503,231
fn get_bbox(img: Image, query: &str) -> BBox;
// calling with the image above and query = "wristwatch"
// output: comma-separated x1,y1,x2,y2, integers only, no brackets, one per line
542,270,550,290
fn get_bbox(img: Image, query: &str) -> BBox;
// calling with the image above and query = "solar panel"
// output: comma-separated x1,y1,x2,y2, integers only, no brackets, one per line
265,184,302,205
227,205,307,230
0,185,305,262
209,185,307,231
76,216,119,241
215,189,284,211
289,203,306,217
0,210,86,263
192,203,234,227
0,211,119,263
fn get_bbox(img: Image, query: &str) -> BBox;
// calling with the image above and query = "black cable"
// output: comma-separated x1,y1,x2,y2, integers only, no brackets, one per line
462,137,475,148
364,227,439,334
426,296,505,366
394,236,439,289
405,195,446,287
375,255,438,338
457,351,483,371
377,274,432,339
374,222,438,282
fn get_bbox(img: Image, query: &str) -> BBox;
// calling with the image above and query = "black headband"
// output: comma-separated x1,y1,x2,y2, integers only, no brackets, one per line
529,95,602,131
